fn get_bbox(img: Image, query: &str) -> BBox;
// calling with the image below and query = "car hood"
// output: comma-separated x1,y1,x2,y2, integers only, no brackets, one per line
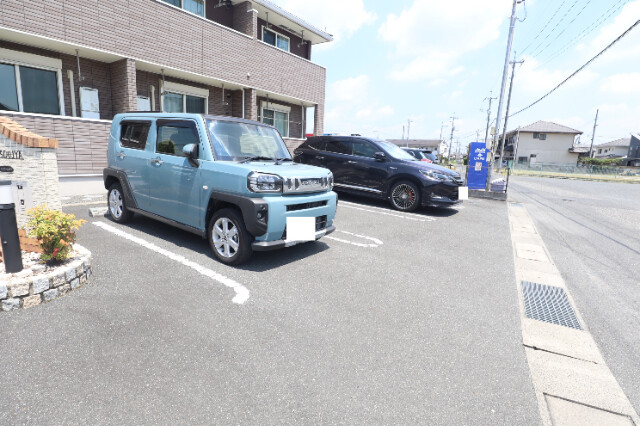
231,160,332,179
401,159,461,177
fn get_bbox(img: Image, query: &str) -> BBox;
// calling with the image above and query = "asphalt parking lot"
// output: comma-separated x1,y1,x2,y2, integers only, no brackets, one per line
0,195,539,424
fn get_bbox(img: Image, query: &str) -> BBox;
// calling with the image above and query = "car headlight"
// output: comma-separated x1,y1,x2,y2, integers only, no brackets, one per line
420,169,451,181
327,172,334,190
247,172,283,193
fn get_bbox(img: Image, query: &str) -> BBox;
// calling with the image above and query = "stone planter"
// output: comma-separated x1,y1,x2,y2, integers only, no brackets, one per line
1,244,92,311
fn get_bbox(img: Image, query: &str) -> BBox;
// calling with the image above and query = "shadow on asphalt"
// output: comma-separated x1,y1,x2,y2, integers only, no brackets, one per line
95,213,330,271
336,192,460,218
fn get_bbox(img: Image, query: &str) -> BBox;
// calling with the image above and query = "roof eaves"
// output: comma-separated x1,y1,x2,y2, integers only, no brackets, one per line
252,0,334,43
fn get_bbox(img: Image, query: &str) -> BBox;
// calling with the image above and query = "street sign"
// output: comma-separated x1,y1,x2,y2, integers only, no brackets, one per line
467,142,489,190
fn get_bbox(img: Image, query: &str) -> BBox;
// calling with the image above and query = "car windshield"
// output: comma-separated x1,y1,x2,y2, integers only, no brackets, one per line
205,119,292,161
376,140,419,161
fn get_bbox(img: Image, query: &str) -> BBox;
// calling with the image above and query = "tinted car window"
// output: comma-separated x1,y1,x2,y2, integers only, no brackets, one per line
156,120,199,157
326,139,350,155
351,140,377,158
306,137,326,151
120,121,150,150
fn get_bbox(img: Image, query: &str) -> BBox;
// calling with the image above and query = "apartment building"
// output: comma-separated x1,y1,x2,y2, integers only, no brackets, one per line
502,121,583,165
0,0,332,184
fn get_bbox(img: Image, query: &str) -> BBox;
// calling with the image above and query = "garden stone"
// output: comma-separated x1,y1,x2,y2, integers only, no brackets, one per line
32,277,50,294
0,283,7,299
71,278,81,289
31,264,46,273
22,295,41,309
2,298,20,311
64,267,76,282
43,288,59,302
10,281,29,297
58,284,71,296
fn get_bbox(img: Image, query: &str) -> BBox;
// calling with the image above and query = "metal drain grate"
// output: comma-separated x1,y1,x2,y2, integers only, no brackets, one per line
521,281,582,329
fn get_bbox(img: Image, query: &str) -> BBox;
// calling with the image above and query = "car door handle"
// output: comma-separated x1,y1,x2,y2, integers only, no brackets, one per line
315,155,325,160
116,151,126,159
389,166,397,170
347,160,357,164
151,157,164,166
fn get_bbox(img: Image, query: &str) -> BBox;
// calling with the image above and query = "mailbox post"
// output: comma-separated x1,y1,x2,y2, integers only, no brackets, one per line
0,180,23,273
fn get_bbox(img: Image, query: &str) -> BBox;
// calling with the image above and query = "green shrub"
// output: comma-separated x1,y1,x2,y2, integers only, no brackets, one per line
26,206,86,263
579,157,624,166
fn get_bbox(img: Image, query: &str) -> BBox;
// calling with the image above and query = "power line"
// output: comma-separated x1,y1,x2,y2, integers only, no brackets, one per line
519,0,568,55
539,0,630,67
530,0,594,59
509,19,640,118
527,0,581,58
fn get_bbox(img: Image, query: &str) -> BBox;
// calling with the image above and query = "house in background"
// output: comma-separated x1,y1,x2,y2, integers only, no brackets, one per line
387,139,443,155
626,134,640,167
594,138,630,158
0,0,332,193
501,121,583,165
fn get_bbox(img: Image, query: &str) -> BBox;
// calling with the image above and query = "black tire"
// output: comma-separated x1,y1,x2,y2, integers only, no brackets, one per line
389,180,420,212
208,208,253,265
108,182,134,223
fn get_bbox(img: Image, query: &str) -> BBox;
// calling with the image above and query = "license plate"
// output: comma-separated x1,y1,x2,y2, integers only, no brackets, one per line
458,186,469,200
285,217,315,242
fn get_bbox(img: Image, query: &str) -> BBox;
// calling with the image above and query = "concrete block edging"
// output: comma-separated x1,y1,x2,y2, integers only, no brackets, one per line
1,245,92,312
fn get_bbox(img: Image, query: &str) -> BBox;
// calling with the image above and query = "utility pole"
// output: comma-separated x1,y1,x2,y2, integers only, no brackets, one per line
406,119,413,147
484,92,497,146
402,125,405,141
449,115,457,160
588,109,599,158
487,0,520,190
498,54,525,171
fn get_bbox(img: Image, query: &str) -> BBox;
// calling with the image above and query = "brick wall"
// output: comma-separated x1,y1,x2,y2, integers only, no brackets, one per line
2,113,110,176
0,0,326,116
110,59,137,115
0,117,61,227
233,1,257,37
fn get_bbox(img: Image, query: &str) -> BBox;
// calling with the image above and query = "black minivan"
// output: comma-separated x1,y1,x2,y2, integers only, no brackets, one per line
294,136,464,211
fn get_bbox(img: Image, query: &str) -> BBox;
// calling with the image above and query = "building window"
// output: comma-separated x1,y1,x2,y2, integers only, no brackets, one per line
533,132,547,140
262,27,290,52
261,101,289,137
161,0,204,17
518,156,527,164
0,62,62,115
161,80,208,114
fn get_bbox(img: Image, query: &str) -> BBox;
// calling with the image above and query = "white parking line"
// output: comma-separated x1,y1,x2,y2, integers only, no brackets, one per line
338,201,435,222
325,230,383,248
93,221,250,304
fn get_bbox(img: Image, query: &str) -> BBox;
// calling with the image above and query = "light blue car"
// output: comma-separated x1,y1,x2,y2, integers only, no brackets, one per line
104,113,337,265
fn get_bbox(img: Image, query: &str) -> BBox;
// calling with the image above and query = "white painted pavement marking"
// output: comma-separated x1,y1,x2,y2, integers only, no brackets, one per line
338,201,435,222
325,230,383,248
93,221,250,304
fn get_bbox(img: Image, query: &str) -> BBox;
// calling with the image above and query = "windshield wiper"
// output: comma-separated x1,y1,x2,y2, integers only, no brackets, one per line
239,156,276,163
274,158,293,165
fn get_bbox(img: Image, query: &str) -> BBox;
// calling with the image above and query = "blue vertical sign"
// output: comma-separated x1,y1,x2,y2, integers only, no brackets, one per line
467,142,488,190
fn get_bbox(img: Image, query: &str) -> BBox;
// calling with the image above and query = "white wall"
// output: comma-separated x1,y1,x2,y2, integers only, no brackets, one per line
594,146,628,158
513,132,580,165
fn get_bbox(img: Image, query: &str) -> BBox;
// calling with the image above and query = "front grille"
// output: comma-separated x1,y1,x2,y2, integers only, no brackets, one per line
433,185,459,201
316,215,327,231
286,200,328,212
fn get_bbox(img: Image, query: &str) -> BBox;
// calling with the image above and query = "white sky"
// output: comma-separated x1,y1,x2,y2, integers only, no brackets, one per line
272,0,640,150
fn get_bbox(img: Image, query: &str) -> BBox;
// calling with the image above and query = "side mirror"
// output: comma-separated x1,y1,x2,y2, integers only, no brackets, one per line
373,152,386,162
183,144,199,167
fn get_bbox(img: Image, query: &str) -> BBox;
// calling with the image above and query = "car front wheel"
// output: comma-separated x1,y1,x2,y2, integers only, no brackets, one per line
108,182,134,223
389,180,420,212
208,208,253,265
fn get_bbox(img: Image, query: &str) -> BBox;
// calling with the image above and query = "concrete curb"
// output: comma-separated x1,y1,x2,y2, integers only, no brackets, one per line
469,189,507,201
507,202,640,425
0,244,92,312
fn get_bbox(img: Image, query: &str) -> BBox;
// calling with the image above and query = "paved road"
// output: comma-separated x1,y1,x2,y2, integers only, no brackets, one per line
508,176,640,414
1,195,538,424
